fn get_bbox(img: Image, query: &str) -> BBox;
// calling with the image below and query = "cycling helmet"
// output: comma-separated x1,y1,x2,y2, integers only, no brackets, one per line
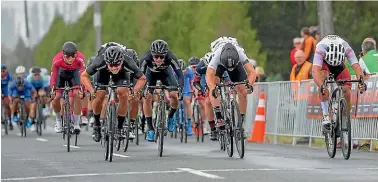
177,59,185,70
150,40,169,55
41,68,48,75
189,57,200,66
104,46,124,65
31,67,41,74
323,35,345,66
210,36,239,52
15,76,24,87
62,41,77,56
15,65,26,74
220,43,239,71
2,64,6,69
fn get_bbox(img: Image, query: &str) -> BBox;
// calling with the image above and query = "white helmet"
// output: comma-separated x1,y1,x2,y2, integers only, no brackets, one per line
15,65,26,74
323,35,345,66
41,68,48,75
29,68,33,75
210,36,240,52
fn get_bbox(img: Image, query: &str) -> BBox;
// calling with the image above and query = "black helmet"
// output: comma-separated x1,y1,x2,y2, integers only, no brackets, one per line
62,41,77,56
31,67,41,74
15,76,24,87
104,46,124,65
177,59,185,70
220,43,239,71
150,40,169,55
189,57,200,66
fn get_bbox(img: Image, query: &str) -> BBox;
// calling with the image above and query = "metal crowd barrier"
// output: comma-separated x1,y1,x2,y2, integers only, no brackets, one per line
245,78,378,151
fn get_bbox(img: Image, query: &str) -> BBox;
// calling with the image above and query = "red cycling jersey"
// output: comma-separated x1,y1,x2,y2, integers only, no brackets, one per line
50,51,86,88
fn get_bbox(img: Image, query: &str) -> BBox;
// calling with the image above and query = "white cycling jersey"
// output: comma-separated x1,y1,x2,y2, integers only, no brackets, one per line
208,44,248,70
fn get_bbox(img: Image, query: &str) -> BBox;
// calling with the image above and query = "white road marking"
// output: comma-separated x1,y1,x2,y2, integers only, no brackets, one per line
3,167,378,181
36,138,48,142
63,145,80,149
113,153,130,158
16,133,21,136
178,168,224,179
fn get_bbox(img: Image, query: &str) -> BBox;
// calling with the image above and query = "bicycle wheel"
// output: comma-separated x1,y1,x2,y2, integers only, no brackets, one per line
193,104,200,142
123,121,130,152
109,104,116,162
2,104,8,135
324,100,337,158
135,118,139,145
104,109,109,160
226,124,234,157
64,103,71,152
180,110,184,143
36,103,43,136
183,107,188,144
231,101,244,158
339,99,351,160
157,101,165,157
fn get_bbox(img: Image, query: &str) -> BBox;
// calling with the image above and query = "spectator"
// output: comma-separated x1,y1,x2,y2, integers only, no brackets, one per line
290,50,312,81
255,66,267,82
359,37,378,74
301,27,316,63
290,38,303,66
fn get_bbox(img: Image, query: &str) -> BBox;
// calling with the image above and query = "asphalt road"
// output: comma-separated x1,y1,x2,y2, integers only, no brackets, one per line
1,119,378,182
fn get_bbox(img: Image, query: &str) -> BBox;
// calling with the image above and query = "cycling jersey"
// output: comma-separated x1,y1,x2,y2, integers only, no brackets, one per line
50,51,86,90
313,38,358,86
209,45,249,71
182,67,194,97
26,74,49,90
52,51,85,63
86,45,143,88
126,49,140,85
194,59,231,90
1,71,13,97
139,50,184,90
9,80,35,101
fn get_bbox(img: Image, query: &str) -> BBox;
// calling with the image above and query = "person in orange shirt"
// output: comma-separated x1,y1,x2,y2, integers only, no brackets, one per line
290,50,312,82
301,27,317,63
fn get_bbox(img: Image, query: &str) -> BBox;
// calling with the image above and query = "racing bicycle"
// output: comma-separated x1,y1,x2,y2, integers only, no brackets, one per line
214,79,250,158
322,74,364,160
147,83,179,157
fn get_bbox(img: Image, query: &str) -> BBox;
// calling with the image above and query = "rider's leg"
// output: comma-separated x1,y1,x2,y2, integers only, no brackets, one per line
129,93,140,138
71,89,82,132
52,92,63,132
318,71,330,127
198,96,210,134
183,94,193,136
116,87,129,130
29,98,36,131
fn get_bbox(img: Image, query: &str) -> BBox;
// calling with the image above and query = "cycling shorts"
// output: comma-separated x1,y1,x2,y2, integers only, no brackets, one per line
215,62,247,82
1,86,9,97
321,64,352,87
145,67,179,93
11,90,32,101
94,68,130,90
56,69,81,97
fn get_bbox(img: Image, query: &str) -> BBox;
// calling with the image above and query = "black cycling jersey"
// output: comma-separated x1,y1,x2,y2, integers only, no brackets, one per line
86,47,143,79
139,50,184,88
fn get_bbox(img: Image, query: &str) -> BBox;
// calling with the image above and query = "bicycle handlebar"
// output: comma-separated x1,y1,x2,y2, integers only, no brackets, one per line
147,85,179,90
216,80,250,88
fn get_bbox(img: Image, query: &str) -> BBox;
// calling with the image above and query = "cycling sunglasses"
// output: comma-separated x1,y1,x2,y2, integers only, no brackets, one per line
153,54,165,59
107,63,122,68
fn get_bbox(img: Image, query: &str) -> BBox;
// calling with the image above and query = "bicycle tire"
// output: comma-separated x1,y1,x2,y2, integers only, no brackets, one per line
194,104,200,142
232,101,244,158
37,103,43,136
65,100,71,152
123,122,130,152
135,118,139,145
324,97,337,158
180,109,184,143
182,106,188,144
226,125,233,157
339,98,351,160
109,104,116,162
75,133,78,146
2,104,8,135
158,101,165,157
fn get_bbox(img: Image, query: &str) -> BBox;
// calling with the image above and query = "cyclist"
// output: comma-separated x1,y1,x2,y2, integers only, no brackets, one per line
311,35,366,130
127,48,142,139
1,64,13,130
40,68,51,117
50,41,86,133
193,52,232,140
26,67,49,131
180,57,198,136
140,39,184,142
10,76,36,127
206,38,256,138
81,43,146,142
15,65,28,79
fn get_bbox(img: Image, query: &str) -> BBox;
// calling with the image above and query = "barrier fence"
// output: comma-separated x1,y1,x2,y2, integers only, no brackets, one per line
245,76,378,151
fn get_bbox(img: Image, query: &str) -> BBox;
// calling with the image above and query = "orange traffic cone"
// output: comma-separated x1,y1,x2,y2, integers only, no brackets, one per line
248,92,266,143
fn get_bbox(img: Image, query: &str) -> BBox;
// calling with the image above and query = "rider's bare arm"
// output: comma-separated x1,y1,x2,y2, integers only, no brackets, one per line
244,62,257,85
80,71,93,93
312,65,323,87
205,68,216,90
